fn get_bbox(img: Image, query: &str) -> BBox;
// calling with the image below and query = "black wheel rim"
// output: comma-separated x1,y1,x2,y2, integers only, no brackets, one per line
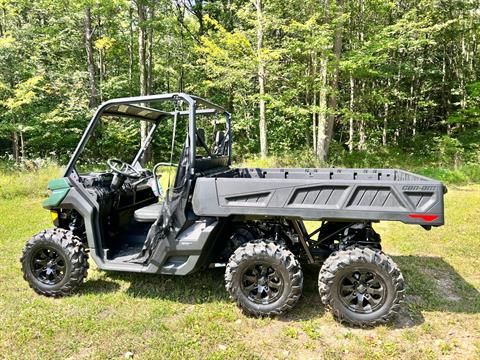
338,269,387,314
241,262,284,305
30,247,66,285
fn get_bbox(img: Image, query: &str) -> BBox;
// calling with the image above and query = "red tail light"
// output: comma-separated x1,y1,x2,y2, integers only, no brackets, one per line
408,214,439,222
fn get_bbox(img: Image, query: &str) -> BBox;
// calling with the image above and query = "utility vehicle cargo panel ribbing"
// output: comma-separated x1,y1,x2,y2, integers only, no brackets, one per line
192,168,445,226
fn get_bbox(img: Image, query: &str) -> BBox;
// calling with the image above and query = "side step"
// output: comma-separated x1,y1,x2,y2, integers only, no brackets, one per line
158,218,219,275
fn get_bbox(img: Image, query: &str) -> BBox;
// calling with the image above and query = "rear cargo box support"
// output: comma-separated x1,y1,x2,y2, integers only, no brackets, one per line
291,220,315,264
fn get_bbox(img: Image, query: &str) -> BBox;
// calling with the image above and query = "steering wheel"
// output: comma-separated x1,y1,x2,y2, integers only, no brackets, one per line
107,159,142,179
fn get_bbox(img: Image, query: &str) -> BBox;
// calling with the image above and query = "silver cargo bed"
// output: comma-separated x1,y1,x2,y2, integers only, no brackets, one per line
192,168,446,226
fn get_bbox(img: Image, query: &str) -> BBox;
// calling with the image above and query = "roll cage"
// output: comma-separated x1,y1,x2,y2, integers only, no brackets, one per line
64,93,232,177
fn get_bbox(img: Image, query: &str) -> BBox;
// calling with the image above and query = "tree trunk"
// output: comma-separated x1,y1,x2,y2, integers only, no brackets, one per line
255,0,267,158
175,4,185,92
84,6,98,108
348,75,354,152
442,45,452,135
177,67,184,91
96,5,104,103
138,1,147,97
147,4,155,161
147,4,154,93
0,5,4,36
413,105,417,137
311,51,317,153
166,34,171,92
19,130,24,161
193,0,204,36
98,48,104,102
316,57,328,161
470,28,475,73
128,4,134,96
460,32,466,110
357,0,366,150
358,80,366,150
137,0,151,163
410,75,416,136
312,91,317,153
12,129,19,164
383,102,388,146
358,120,365,150
324,0,344,157
382,79,390,146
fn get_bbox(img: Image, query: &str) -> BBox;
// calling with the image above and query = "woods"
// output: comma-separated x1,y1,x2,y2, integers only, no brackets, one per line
0,0,479,165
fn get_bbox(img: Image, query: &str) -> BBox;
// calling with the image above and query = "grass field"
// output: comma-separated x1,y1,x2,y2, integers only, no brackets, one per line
0,169,479,359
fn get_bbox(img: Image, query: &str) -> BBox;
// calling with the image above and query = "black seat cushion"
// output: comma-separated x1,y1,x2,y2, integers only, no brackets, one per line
134,203,162,222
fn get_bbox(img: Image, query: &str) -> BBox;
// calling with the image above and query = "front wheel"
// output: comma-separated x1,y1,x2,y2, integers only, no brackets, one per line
318,247,405,326
20,228,88,297
225,240,303,317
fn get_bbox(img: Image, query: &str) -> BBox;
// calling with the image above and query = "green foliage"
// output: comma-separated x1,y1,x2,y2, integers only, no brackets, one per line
238,150,325,169
448,81,480,126
0,0,478,168
418,165,480,184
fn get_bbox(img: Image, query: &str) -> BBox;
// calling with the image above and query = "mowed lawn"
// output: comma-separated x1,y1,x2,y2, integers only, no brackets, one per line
0,172,479,359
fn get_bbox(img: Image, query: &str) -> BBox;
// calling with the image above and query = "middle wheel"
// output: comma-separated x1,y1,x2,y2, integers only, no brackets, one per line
225,240,303,317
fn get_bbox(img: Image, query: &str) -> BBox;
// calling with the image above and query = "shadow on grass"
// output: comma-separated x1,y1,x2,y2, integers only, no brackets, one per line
79,263,326,321
393,255,480,313
283,264,326,321
79,278,121,295
78,255,479,326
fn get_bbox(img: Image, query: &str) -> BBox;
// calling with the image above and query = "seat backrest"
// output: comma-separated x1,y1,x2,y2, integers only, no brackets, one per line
196,128,206,147
214,131,224,152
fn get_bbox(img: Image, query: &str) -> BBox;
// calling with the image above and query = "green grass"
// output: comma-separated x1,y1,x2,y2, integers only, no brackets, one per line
0,170,479,359
0,164,63,199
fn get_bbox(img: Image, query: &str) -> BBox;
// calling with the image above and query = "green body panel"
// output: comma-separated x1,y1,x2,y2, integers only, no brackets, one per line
42,178,70,208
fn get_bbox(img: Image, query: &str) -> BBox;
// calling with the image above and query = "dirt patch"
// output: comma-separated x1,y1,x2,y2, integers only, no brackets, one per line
422,268,461,302
394,301,421,328
66,347,93,360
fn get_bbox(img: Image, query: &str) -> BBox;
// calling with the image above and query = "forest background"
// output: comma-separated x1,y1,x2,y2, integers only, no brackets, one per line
0,0,479,182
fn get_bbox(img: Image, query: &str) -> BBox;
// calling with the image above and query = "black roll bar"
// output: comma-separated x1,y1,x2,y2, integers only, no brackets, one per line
63,93,231,177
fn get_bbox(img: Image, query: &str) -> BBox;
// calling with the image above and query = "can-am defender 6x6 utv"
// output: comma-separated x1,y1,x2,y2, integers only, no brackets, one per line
21,93,446,326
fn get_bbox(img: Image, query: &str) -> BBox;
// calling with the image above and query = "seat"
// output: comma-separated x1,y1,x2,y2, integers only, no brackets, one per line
196,128,206,145
134,203,162,222
213,130,225,155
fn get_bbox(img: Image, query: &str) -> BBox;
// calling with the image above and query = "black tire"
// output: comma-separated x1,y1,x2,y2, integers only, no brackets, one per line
225,240,303,317
318,247,404,326
20,228,89,297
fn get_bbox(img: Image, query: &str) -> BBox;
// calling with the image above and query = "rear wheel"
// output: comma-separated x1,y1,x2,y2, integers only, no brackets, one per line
318,247,404,326
225,240,303,317
20,228,88,297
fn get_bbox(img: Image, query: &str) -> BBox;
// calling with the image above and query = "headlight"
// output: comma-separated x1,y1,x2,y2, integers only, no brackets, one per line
50,210,59,223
